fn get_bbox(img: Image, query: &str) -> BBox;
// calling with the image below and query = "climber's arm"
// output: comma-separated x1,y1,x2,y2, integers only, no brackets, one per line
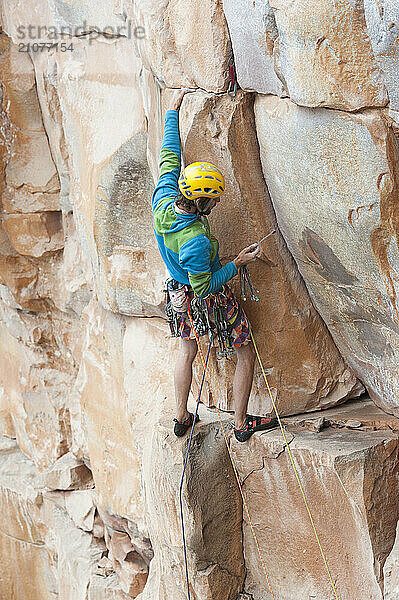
151,110,181,211
179,235,238,298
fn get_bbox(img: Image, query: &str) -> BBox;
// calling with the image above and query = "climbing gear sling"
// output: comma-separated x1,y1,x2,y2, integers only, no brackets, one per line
164,278,240,358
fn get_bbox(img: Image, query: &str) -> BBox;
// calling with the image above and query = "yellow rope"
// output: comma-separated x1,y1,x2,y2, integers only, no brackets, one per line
250,331,340,600
187,297,341,600
188,296,340,600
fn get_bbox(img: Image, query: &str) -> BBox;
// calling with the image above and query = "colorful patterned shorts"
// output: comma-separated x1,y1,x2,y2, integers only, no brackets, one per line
178,284,251,348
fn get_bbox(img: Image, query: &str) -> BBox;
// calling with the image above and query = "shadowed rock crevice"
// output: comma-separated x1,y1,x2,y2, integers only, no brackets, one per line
369,126,399,323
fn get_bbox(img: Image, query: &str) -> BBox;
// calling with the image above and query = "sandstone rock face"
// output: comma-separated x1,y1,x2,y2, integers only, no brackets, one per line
89,574,130,600
31,36,168,317
41,451,94,490
69,297,247,600
222,0,284,96
255,94,399,416
1,0,127,46
232,414,399,600
129,0,230,91
0,33,66,312
179,90,361,416
0,299,81,469
3,211,64,257
0,435,137,600
384,522,399,600
270,0,388,110
365,0,399,118
139,408,244,600
1,1,399,599
0,438,56,600
70,298,177,523
224,0,396,111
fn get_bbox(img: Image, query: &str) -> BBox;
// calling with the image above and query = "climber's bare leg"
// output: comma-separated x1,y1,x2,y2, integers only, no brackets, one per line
174,338,198,422
233,342,256,429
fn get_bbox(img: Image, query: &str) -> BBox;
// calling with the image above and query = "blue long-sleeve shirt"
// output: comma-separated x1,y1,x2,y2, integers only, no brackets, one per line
151,110,238,297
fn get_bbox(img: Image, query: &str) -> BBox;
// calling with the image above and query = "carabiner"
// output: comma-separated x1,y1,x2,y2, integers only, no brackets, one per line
227,62,237,97
227,81,237,98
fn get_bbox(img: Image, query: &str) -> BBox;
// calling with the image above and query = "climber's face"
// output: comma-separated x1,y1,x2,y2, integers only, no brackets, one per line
196,196,221,215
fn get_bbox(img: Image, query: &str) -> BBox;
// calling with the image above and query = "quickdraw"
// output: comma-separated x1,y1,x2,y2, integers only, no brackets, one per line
239,265,259,302
212,292,235,358
240,229,276,301
227,60,238,97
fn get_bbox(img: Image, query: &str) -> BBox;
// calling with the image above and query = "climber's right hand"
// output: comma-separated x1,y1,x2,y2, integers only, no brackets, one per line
233,244,261,269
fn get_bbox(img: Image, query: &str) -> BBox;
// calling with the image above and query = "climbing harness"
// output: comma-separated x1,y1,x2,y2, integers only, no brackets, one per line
165,279,236,358
227,59,238,97
178,267,341,600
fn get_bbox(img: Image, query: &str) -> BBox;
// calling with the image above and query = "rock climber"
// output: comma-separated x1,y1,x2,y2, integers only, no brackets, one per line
151,89,277,442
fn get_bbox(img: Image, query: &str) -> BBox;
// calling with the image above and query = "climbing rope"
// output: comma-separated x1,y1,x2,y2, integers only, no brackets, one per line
179,328,213,600
182,294,341,600
250,331,340,600
186,300,276,599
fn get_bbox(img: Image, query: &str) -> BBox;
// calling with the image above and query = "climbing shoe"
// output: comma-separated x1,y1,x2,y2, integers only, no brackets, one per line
233,414,278,443
173,412,200,437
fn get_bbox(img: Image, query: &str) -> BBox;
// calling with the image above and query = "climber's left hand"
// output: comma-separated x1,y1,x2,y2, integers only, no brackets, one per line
170,88,191,111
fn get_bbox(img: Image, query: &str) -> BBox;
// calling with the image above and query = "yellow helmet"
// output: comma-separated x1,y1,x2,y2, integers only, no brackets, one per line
178,162,225,200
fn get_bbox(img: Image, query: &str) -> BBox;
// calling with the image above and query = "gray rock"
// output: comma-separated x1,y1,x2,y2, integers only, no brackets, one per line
232,426,399,599
223,0,285,95
255,94,399,416
365,0,399,119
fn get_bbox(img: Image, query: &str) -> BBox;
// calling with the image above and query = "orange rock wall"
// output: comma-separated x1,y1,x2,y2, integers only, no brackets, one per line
0,1,398,599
